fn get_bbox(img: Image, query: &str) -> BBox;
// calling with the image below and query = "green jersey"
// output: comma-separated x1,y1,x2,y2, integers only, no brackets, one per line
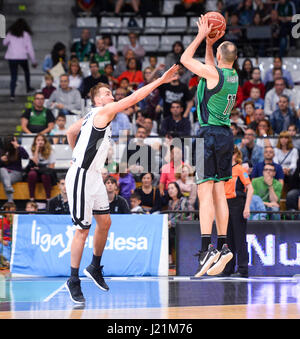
197,67,239,127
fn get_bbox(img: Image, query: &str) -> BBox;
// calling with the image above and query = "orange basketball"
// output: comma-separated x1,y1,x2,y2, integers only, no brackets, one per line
204,12,226,38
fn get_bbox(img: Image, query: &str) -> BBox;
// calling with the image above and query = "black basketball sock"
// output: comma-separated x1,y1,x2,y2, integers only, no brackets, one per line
70,267,79,280
217,235,227,251
91,254,101,267
201,234,211,251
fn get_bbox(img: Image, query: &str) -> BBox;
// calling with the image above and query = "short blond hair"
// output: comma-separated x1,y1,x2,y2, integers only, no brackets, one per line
90,82,111,105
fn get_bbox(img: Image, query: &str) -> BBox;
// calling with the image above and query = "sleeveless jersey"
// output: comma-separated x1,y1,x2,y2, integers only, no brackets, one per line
197,67,239,127
72,107,112,171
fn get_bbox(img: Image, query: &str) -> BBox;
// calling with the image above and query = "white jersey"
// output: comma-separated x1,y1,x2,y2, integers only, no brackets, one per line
72,107,112,172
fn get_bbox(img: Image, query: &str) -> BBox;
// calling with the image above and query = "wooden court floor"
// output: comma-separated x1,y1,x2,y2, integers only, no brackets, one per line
1,273,300,319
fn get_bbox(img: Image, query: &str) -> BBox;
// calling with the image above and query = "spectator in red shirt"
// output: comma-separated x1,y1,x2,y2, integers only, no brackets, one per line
118,57,144,90
159,145,184,197
242,67,266,99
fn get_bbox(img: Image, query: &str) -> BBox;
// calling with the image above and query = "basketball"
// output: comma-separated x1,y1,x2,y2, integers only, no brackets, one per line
204,12,226,38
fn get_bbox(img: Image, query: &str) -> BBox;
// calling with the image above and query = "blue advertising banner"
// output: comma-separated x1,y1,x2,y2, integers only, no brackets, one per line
10,214,168,277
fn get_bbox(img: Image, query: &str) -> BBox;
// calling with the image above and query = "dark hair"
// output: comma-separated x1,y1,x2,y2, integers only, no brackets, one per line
8,18,32,37
130,192,141,201
2,136,19,163
141,172,154,181
104,175,117,185
168,181,183,199
51,42,66,67
170,100,183,108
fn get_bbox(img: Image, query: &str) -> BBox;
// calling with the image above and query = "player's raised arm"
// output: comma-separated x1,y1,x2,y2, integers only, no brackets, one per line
180,15,219,80
94,64,179,129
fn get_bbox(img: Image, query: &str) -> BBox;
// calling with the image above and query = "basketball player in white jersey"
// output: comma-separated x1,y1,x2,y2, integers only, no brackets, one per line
65,64,179,304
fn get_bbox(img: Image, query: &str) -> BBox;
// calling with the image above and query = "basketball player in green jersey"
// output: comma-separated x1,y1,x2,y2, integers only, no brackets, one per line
181,15,238,277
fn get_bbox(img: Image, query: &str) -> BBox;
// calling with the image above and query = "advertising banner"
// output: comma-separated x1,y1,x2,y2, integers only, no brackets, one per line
10,214,168,277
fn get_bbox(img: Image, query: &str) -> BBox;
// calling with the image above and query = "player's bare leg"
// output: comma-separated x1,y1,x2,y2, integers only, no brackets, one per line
195,181,220,277
83,214,111,291
207,181,233,276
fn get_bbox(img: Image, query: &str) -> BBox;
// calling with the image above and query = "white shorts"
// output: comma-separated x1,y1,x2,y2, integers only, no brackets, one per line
65,165,110,229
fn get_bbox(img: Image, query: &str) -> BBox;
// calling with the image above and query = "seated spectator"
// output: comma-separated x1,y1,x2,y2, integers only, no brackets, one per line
270,95,299,135
242,67,266,99
42,42,67,73
118,57,144,91
225,12,243,42
287,124,300,150
243,101,256,125
164,41,184,70
50,114,68,145
177,63,193,87
264,78,295,117
122,126,158,175
122,32,145,62
274,131,299,189
26,134,56,201
105,146,119,175
160,101,191,137
79,61,109,99
249,194,267,220
130,192,144,214
167,181,192,264
230,109,246,132
252,163,283,220
137,67,162,120
251,146,284,186
94,38,116,75
134,172,162,213
285,157,300,211
231,122,243,147
0,201,16,265
105,176,130,214
47,177,70,214
238,0,255,26
158,71,193,118
110,87,131,137
255,119,276,148
240,127,264,171
239,58,254,86
68,59,83,89
114,0,140,15
263,56,294,89
21,92,55,134
118,165,136,205
248,108,265,131
244,87,264,110
25,201,38,213
42,74,56,99
173,0,205,16
113,49,136,78
47,74,82,115
104,63,119,91
265,67,289,93
175,164,197,209
0,136,29,202
159,145,183,197
102,34,118,57
70,28,96,62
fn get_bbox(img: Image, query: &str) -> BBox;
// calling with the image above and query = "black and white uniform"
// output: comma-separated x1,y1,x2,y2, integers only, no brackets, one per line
66,107,112,229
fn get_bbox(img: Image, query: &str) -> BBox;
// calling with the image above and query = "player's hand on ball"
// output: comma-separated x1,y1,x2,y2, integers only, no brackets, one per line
206,30,225,45
197,15,213,39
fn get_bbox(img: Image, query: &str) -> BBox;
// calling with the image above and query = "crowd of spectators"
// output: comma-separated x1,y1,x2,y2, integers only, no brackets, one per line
1,1,300,266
